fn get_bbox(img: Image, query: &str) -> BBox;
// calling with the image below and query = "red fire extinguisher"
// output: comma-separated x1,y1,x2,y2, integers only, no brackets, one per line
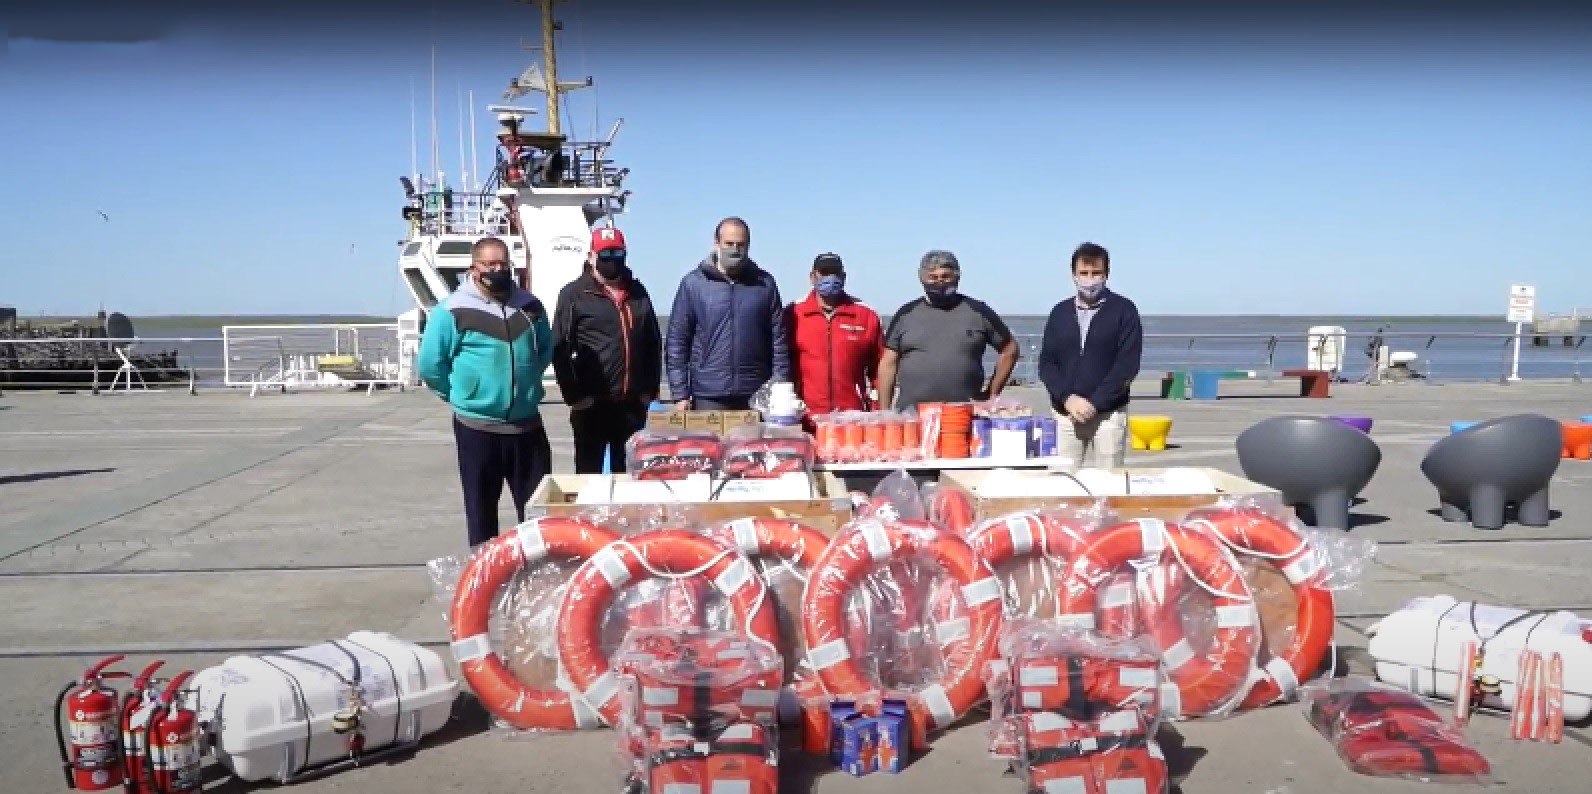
120,660,166,794
54,654,131,791
145,671,203,794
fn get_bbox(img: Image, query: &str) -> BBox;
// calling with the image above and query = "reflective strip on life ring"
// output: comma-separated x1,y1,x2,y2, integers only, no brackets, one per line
1059,518,1261,718
708,517,834,705
965,512,1092,619
556,529,782,726
801,519,1004,733
448,517,621,731
1183,506,1335,708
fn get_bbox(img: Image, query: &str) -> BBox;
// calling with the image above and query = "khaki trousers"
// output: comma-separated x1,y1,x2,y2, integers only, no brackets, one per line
1053,408,1127,469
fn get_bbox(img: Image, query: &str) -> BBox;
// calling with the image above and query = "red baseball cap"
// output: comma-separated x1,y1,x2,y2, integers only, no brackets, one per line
591,226,626,253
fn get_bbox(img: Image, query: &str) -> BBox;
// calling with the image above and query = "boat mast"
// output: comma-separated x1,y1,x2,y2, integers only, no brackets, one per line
521,0,592,136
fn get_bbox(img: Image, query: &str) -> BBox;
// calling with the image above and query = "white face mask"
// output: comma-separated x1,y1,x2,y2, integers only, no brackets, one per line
1075,277,1105,300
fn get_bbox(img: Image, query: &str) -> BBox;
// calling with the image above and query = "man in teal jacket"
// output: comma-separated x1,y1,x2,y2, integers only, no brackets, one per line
418,236,554,547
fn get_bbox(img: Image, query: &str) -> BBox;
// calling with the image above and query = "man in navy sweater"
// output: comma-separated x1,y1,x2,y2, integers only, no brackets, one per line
1037,243,1143,468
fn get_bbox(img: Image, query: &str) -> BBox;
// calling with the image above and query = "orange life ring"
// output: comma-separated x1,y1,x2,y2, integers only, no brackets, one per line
556,528,782,726
801,518,1004,738
961,511,1138,629
448,517,621,731
707,518,833,701
1182,505,1335,709
928,484,976,536
1058,518,1261,718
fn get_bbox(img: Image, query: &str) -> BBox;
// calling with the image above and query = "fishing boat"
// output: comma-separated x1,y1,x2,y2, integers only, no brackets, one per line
394,0,629,386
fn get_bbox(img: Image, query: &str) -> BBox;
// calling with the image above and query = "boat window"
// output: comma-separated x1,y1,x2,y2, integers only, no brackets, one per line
402,243,423,256
440,268,467,291
436,241,473,256
404,268,437,308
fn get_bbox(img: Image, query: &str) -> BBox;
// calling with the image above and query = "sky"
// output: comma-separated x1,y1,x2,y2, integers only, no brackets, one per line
3,0,1590,318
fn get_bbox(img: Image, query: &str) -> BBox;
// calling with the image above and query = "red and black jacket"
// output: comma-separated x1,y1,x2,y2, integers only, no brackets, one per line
784,291,884,416
552,271,663,405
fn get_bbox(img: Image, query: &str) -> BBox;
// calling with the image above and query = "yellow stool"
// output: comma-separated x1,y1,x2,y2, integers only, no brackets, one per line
1128,415,1173,451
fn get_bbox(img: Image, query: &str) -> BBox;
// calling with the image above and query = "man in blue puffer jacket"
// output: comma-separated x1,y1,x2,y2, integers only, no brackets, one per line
418,236,554,548
665,217,791,409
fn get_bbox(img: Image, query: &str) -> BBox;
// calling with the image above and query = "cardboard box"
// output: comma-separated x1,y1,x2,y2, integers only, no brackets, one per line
528,471,855,533
646,409,761,435
938,466,1286,523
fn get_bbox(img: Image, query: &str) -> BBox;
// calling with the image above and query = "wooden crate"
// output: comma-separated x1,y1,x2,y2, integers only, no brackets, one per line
528,471,855,534
938,466,1287,523
644,409,761,434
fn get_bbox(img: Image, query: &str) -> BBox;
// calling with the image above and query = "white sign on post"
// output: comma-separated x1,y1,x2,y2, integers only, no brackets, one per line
1506,284,1535,382
1507,284,1536,324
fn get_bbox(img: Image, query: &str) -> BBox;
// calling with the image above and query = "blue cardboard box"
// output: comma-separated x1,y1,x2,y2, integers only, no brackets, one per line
829,698,909,776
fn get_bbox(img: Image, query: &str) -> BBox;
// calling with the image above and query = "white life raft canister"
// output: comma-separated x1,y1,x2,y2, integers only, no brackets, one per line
1366,595,1592,721
189,631,458,782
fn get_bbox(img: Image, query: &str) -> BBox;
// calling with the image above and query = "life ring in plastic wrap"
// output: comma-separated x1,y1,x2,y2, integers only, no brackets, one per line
1183,506,1335,708
706,518,834,704
557,528,782,726
448,517,622,730
1058,518,1261,718
927,485,976,536
801,519,1005,742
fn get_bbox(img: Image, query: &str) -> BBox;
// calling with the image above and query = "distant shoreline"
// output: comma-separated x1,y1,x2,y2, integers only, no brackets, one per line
16,312,1532,325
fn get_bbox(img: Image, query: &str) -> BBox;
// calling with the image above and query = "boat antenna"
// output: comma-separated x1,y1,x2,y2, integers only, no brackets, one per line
429,44,439,185
468,89,479,194
409,77,419,185
456,76,468,192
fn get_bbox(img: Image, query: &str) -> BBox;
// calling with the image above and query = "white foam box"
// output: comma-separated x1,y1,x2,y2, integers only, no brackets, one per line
1367,595,1592,721
939,466,1284,523
189,631,457,782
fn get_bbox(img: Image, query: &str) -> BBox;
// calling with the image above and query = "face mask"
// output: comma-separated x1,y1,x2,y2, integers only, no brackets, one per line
815,275,845,298
924,284,958,305
717,246,747,273
594,255,627,281
480,268,514,295
1075,277,1105,301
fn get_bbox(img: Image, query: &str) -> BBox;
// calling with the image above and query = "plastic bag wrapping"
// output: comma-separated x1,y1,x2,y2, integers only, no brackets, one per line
1016,706,1171,794
720,423,816,479
703,517,834,718
626,429,724,480
1301,677,1493,785
1179,496,1363,709
431,516,625,735
921,479,978,536
1057,518,1263,721
801,514,1005,742
611,628,784,787
983,617,1166,762
557,527,783,729
961,505,1112,623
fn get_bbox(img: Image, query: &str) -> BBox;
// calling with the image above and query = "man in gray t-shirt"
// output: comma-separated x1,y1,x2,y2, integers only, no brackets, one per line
877,249,1020,411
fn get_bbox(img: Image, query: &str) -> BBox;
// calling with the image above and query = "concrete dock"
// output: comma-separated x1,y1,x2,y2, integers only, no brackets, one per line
2,378,1590,793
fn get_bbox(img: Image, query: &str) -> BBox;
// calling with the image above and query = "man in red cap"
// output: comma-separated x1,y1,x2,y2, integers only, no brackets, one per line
784,252,884,423
552,226,664,473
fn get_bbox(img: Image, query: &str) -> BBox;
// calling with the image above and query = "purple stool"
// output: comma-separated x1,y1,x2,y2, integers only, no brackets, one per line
1329,415,1373,434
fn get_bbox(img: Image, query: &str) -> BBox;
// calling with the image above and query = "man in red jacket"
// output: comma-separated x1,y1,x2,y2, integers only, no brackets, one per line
785,253,884,421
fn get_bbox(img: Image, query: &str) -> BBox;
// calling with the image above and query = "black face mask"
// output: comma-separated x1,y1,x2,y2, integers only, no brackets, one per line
594,255,627,281
480,269,514,295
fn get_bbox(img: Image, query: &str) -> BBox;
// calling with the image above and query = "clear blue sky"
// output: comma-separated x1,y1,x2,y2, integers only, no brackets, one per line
4,1,1589,317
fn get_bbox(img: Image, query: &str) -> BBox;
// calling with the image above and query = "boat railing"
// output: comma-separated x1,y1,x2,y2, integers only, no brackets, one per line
494,140,625,191
222,324,406,394
1006,330,1588,386
410,191,514,237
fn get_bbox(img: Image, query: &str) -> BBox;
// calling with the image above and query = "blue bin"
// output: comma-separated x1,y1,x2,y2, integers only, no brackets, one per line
1581,415,1592,424
1190,370,1222,400
1450,421,1479,434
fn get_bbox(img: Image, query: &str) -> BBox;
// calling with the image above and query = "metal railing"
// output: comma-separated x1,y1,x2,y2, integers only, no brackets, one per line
3,327,1586,396
222,324,405,393
1004,330,1588,386
409,192,513,237
0,323,410,394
